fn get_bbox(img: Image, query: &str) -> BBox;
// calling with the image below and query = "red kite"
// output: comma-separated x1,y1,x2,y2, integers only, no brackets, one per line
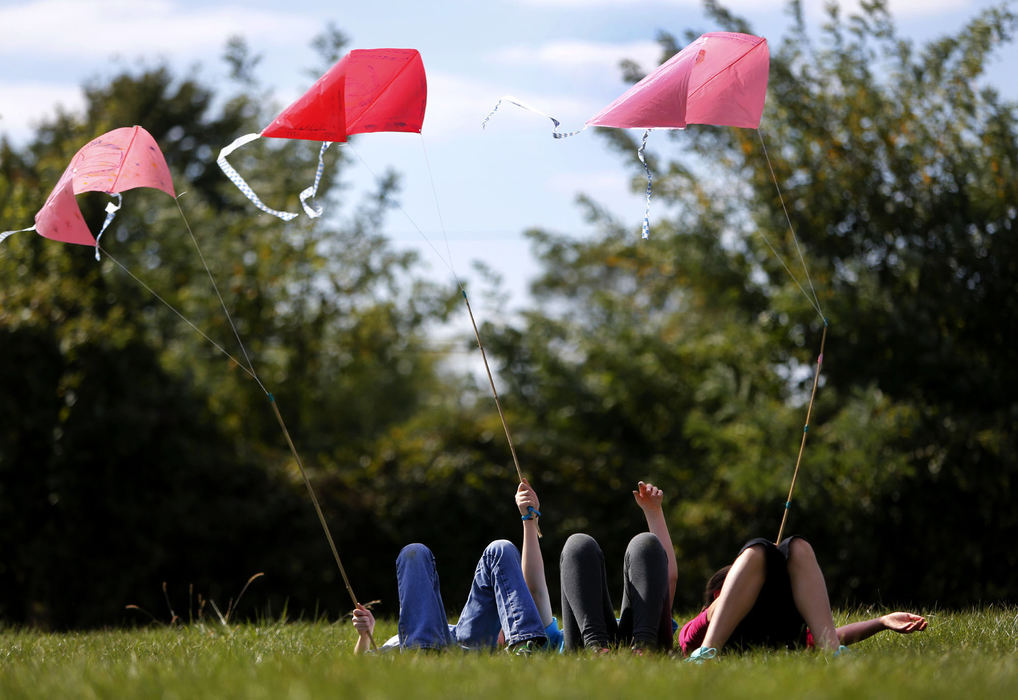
218,48,427,221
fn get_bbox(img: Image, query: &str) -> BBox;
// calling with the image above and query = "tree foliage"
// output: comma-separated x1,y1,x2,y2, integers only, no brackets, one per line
2,1,1017,628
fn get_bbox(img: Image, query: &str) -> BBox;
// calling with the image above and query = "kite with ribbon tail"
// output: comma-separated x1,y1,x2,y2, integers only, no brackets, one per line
220,47,543,534
0,125,175,257
218,48,427,221
2,123,382,646
483,31,770,239
484,31,828,542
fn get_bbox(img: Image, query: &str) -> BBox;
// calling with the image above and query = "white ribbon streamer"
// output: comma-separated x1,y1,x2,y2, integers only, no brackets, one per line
0,225,36,245
217,133,299,221
482,95,588,139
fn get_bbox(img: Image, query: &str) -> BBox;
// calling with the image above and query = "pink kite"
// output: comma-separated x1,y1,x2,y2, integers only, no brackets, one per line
587,32,768,131
219,48,427,221
1,125,175,256
483,32,769,237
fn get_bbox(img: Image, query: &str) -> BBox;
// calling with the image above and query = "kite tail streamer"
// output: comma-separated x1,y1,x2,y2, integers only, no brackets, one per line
93,193,122,261
217,133,300,221
636,130,653,240
775,320,828,544
0,225,36,245
482,96,587,139
298,142,334,218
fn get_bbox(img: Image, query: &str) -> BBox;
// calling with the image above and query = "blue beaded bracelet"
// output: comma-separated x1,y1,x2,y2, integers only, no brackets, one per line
521,506,541,521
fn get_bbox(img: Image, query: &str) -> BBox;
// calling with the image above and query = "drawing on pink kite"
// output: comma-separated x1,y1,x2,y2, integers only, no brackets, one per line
1,126,175,254
483,32,769,237
218,48,427,221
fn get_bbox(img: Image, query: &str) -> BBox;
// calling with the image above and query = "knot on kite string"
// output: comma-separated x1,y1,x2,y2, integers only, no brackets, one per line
94,193,122,261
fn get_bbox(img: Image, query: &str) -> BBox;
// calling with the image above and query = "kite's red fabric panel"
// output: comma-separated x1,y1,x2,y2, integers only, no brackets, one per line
34,126,175,246
262,48,426,142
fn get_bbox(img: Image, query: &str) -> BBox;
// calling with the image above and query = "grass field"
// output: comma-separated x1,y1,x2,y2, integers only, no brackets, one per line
2,607,1017,699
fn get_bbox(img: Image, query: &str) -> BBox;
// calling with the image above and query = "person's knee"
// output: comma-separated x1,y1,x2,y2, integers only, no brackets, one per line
627,531,664,556
398,543,434,570
399,543,432,561
737,544,768,573
483,539,519,562
787,537,817,564
561,533,600,563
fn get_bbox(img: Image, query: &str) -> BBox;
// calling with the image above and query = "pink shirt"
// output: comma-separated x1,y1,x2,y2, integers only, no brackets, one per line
678,608,815,655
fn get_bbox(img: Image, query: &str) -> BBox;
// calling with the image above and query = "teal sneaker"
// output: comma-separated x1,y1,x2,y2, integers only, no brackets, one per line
686,646,717,663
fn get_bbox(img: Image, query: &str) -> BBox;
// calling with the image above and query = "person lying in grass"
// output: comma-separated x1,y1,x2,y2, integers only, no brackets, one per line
351,488,548,655
681,536,928,661
517,478,679,654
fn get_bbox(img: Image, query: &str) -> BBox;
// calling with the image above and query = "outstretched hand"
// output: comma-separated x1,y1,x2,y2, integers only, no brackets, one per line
632,481,664,514
881,612,927,634
516,478,540,518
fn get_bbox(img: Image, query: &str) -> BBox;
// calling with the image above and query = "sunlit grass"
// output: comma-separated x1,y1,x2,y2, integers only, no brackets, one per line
2,607,1017,699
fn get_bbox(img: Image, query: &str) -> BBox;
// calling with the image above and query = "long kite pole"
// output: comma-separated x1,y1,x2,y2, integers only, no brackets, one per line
775,322,827,544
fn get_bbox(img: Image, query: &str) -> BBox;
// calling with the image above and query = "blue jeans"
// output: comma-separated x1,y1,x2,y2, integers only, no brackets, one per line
396,540,547,650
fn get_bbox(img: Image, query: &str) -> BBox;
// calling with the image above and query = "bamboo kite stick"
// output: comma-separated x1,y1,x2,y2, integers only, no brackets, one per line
776,322,828,544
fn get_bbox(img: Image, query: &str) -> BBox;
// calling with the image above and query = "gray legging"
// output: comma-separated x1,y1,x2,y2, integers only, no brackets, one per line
559,532,673,651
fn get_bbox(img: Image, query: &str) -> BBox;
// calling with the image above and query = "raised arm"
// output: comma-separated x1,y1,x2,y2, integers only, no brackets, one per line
836,611,927,646
516,478,553,626
633,481,678,609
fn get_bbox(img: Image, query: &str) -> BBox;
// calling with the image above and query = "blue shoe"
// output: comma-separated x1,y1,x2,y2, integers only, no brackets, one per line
686,646,717,663
833,645,850,657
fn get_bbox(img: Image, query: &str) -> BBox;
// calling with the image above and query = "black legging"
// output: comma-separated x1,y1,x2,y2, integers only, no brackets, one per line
559,532,673,651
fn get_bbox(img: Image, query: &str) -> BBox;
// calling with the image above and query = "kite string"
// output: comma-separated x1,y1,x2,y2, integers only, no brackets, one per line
170,197,373,645
347,140,536,531
174,197,266,395
418,137,457,279
753,128,829,539
98,245,261,385
417,135,537,534
756,128,825,321
106,200,373,646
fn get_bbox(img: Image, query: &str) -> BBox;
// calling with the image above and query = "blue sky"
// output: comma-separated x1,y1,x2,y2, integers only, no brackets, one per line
2,0,1015,311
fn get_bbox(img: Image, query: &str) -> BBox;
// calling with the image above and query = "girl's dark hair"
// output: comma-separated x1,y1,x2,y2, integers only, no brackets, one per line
703,565,731,607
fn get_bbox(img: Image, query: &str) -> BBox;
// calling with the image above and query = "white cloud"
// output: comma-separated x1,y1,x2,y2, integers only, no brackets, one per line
491,39,662,77
0,0,318,57
0,82,84,139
